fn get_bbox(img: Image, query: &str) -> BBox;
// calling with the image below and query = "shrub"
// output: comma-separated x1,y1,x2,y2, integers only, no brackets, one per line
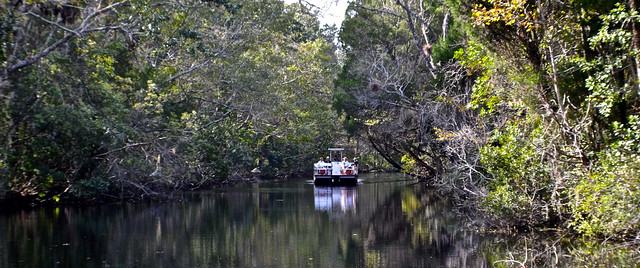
479,116,554,227
69,177,112,200
570,117,640,237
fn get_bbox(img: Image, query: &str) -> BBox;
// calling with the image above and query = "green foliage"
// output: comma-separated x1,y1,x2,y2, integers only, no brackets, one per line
400,154,416,174
571,149,640,237
464,0,640,238
564,4,640,237
584,3,640,120
611,115,640,152
570,115,640,237
0,0,340,202
454,41,493,72
334,0,640,242
454,42,503,115
333,58,367,136
480,116,553,225
0,8,15,63
69,177,111,200
335,0,477,176
6,101,106,196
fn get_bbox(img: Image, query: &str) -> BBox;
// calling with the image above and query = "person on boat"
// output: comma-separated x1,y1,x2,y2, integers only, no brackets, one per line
316,157,325,168
352,157,358,175
340,157,351,174
324,157,331,163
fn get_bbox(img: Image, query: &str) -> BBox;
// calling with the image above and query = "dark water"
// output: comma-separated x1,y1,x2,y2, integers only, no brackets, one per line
0,173,637,267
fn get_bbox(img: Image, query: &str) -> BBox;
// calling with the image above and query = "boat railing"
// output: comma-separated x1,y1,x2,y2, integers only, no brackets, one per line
343,165,358,175
313,163,358,176
314,163,333,175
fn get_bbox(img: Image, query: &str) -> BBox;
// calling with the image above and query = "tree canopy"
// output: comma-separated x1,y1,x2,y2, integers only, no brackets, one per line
0,0,340,201
336,0,640,239
2,0,640,241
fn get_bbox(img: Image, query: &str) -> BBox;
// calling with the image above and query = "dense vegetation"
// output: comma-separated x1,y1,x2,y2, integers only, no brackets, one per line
336,0,640,241
2,0,640,243
0,0,343,202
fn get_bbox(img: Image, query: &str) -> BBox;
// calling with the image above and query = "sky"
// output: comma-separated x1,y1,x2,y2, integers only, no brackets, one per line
283,0,350,27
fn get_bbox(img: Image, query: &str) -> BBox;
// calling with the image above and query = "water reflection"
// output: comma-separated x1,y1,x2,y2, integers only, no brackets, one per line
1,173,636,267
314,187,357,214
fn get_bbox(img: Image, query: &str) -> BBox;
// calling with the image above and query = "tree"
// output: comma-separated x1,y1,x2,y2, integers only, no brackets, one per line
336,0,476,180
0,0,341,202
468,0,640,234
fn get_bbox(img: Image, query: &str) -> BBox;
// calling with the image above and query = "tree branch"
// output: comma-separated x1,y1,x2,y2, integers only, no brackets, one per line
3,1,129,78
395,0,436,77
25,11,80,36
4,32,75,77
353,4,406,20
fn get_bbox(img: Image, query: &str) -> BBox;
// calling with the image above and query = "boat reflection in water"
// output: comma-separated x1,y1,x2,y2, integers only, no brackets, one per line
313,186,357,214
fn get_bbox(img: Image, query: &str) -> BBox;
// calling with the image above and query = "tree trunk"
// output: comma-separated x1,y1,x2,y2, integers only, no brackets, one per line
396,0,436,76
442,9,450,43
367,132,403,171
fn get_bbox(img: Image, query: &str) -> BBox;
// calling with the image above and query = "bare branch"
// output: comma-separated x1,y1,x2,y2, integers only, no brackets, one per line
4,32,75,76
353,4,406,20
163,58,214,84
25,11,80,36
3,0,129,77
93,142,151,158
395,0,436,76
191,109,234,134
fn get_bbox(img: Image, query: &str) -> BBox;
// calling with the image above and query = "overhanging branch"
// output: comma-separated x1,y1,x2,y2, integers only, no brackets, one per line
3,0,129,78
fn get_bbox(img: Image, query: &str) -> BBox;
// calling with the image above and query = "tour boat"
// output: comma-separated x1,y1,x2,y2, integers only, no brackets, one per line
313,148,358,185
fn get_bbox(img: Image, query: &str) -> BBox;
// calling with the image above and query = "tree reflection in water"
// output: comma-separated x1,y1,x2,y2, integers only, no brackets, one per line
0,173,637,267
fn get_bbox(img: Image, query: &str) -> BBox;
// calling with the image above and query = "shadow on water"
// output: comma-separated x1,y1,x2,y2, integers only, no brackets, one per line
0,172,638,267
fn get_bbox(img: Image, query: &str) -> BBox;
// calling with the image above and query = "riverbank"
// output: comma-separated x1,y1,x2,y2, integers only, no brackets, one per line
0,167,391,209
0,174,267,210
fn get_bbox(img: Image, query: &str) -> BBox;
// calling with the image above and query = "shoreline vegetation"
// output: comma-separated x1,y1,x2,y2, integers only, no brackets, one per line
1,0,640,260
0,164,392,209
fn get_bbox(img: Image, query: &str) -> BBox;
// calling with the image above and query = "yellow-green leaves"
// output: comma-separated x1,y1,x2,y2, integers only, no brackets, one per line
472,0,535,31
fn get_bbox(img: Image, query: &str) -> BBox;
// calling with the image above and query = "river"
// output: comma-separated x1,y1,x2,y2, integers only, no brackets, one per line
0,173,636,267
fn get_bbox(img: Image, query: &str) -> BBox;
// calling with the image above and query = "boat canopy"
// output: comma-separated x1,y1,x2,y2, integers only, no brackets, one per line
327,148,346,162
